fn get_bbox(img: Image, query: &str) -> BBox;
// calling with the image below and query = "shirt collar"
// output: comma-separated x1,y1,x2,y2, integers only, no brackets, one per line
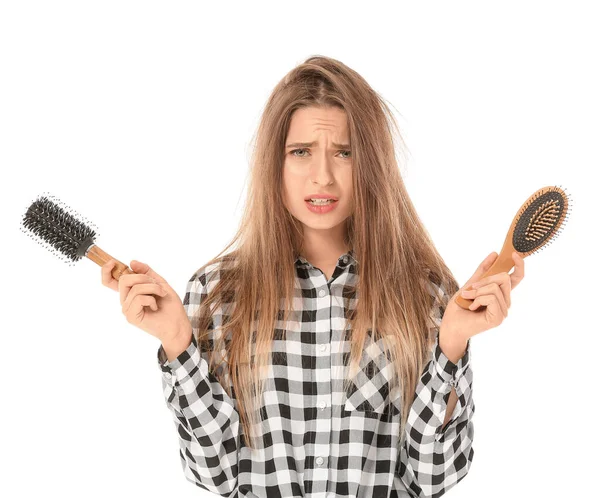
295,248,355,269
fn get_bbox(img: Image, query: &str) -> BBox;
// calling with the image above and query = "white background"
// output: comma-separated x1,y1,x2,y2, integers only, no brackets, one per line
1,1,596,497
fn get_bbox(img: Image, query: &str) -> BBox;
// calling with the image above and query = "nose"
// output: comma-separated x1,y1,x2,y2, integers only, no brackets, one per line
310,151,335,185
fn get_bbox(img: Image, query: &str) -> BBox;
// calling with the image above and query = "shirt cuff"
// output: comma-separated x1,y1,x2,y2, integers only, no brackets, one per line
157,333,204,391
432,330,471,387
430,330,473,439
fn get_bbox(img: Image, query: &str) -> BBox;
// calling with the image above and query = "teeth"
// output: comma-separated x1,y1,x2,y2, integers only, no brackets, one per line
308,199,335,205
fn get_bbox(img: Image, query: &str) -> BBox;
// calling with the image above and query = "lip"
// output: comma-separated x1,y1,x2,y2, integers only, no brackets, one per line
304,194,339,201
305,199,339,214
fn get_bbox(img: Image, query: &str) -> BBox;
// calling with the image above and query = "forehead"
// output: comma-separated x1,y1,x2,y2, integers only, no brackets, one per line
287,106,349,136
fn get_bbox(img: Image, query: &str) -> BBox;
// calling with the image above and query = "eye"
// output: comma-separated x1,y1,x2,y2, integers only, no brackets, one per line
289,148,352,159
290,148,308,157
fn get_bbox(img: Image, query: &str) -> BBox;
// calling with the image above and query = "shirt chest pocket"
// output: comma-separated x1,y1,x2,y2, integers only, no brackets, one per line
343,337,398,414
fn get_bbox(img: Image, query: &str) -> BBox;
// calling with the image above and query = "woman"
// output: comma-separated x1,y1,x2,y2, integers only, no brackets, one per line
102,55,524,498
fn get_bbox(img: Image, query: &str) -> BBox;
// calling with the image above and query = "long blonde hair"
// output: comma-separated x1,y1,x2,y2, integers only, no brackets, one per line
192,55,459,450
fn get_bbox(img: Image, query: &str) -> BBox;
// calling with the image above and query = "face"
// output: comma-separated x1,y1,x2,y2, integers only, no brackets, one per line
282,106,354,239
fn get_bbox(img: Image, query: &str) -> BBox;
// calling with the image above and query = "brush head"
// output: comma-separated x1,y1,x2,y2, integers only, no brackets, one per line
512,185,572,255
20,193,100,265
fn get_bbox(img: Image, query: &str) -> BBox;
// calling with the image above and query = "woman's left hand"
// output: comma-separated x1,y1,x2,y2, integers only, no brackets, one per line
441,251,526,342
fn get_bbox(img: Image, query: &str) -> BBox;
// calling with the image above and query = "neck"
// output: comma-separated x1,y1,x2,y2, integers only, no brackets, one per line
299,224,351,266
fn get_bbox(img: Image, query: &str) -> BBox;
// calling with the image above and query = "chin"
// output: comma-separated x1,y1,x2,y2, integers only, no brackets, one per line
294,207,351,229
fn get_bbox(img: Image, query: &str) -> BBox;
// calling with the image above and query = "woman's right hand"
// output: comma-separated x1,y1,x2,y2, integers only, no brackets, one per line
101,259,191,344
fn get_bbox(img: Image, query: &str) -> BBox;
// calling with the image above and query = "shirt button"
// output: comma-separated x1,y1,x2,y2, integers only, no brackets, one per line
164,372,172,380
320,343,328,352
318,289,326,297
342,256,348,263
318,400,327,410
316,456,324,466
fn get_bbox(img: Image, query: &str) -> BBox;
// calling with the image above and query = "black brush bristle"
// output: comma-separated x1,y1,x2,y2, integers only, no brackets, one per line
20,192,101,265
513,185,572,254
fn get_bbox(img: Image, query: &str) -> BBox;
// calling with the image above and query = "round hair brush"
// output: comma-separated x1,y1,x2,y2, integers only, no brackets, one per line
20,192,134,280
455,185,572,310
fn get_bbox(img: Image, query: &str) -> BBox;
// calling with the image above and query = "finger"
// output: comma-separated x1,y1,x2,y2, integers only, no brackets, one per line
129,295,158,313
492,283,509,316
509,251,525,290
130,260,172,294
130,260,166,283
124,282,166,308
472,278,510,312
464,252,497,290
469,294,504,332
469,292,508,324
124,295,157,322
119,274,161,306
102,259,118,289
138,282,168,298
123,292,158,318
471,271,511,301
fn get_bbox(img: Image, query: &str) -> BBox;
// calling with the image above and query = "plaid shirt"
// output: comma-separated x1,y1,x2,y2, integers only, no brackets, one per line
157,249,474,498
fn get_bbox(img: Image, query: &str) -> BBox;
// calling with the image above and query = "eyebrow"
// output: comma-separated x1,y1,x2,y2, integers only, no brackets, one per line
285,141,351,149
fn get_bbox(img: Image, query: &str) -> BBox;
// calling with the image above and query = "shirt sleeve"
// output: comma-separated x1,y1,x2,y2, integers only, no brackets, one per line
397,279,475,498
157,270,240,496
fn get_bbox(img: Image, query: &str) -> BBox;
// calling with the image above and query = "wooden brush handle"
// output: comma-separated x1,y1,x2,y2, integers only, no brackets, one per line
454,231,524,310
85,244,134,281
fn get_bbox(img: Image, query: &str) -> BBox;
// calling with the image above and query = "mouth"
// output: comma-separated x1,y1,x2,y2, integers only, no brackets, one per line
304,194,339,202
305,198,338,205
304,198,339,213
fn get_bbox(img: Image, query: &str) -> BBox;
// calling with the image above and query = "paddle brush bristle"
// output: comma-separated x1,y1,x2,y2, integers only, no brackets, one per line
454,184,573,310
512,186,571,255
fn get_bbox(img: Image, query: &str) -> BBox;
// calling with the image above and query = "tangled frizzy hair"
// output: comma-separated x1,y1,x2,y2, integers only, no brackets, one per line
192,55,459,450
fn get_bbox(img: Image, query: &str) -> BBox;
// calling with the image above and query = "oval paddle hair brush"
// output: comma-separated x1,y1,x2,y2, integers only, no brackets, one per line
455,185,572,310
20,192,134,280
